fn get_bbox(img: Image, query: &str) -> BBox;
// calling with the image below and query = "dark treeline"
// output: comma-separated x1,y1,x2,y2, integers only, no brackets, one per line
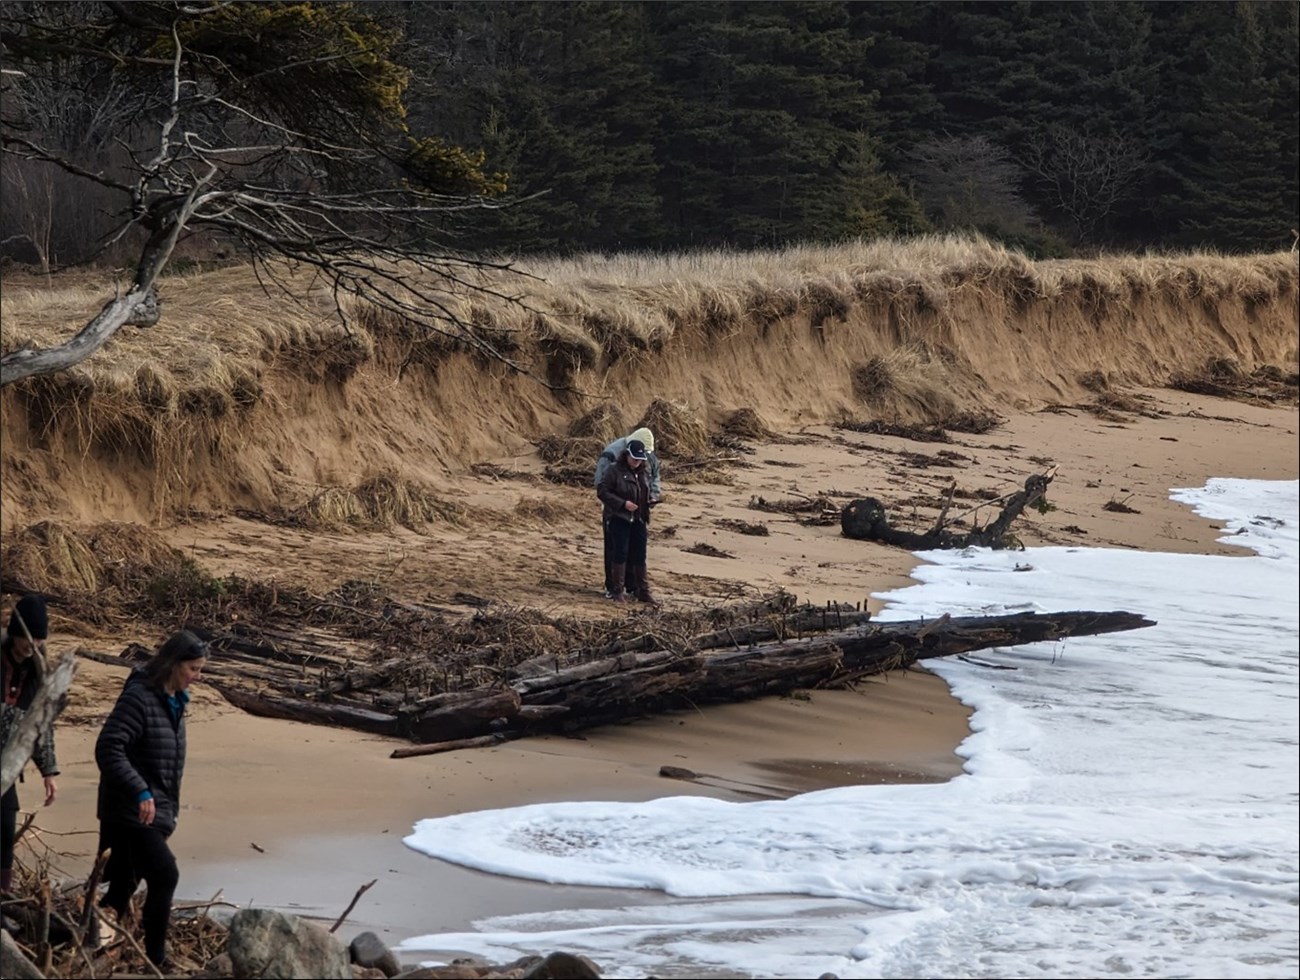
1,0,1296,265
390,0,1298,256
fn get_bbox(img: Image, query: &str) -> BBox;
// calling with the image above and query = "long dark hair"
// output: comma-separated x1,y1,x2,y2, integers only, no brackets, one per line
143,630,208,686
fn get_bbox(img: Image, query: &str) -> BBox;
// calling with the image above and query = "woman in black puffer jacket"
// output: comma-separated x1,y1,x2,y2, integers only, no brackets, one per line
95,630,208,968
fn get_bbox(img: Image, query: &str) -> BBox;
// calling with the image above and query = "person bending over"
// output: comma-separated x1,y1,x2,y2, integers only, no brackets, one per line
594,426,662,598
596,439,657,603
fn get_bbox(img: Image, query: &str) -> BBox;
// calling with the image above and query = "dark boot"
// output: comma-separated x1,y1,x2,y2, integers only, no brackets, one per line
609,562,628,602
633,565,656,604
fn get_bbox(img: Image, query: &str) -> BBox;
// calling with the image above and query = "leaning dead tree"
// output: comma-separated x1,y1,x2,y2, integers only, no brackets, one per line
841,469,1056,549
0,2,531,388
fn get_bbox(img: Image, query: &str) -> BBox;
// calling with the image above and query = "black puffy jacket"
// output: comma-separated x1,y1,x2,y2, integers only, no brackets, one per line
95,669,188,835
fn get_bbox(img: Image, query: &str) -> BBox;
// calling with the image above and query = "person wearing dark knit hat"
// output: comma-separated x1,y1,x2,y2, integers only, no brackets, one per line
1,594,60,895
596,438,659,603
594,426,663,599
95,629,208,968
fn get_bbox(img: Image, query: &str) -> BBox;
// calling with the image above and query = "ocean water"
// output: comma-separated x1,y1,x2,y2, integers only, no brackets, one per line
401,478,1300,979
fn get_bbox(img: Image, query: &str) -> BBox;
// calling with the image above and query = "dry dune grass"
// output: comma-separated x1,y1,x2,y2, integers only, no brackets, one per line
539,398,731,487
721,407,777,441
638,398,739,485
0,520,220,624
851,347,960,420
567,403,628,442
640,398,712,459
295,473,473,532
1,520,192,595
1,235,1296,525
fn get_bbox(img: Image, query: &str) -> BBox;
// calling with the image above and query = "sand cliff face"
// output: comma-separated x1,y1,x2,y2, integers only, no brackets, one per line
1,243,1296,530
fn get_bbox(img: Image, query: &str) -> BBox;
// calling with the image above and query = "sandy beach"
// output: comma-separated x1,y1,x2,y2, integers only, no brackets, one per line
17,385,1297,968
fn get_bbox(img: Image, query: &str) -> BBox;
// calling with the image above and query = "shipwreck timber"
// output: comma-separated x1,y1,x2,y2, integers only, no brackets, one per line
79,603,1155,753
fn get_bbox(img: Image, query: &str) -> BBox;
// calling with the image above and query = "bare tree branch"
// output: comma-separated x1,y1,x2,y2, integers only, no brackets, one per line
1,2,542,389
1,655,77,797
1022,127,1149,243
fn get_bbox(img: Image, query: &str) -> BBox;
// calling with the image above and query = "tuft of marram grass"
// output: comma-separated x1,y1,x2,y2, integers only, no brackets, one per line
638,398,712,460
297,474,469,532
721,408,775,441
850,346,959,420
567,404,628,442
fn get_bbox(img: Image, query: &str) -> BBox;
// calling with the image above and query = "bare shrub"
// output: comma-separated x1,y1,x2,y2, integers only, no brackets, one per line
1022,127,1148,243
908,135,1039,239
537,434,602,486
0,149,138,270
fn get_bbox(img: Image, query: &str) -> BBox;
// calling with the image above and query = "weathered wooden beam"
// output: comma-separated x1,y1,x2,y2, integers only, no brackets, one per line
499,610,1154,737
2,655,77,796
394,688,521,744
389,733,521,759
208,683,398,736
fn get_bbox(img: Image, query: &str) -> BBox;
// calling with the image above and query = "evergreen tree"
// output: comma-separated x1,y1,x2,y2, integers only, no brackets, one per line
925,1,1157,245
394,1,663,253
325,1,1300,254
1177,2,1286,251
844,1,943,171
1258,0,1300,243
650,1,919,248
1141,1,1226,245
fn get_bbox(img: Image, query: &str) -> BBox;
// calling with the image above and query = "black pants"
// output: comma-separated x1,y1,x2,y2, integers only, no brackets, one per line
98,822,179,966
603,515,644,594
1,783,18,874
608,517,648,568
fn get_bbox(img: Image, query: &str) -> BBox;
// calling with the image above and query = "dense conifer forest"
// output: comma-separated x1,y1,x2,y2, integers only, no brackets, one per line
396,0,1298,255
2,0,1297,267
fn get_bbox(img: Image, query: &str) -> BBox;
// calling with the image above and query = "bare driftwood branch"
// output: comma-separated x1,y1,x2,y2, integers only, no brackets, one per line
389,733,521,759
841,469,1057,550
0,929,44,980
1,655,77,796
329,879,377,935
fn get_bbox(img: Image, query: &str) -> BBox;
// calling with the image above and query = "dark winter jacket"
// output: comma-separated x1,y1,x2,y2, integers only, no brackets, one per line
595,436,662,497
0,632,59,779
95,669,188,835
597,454,653,525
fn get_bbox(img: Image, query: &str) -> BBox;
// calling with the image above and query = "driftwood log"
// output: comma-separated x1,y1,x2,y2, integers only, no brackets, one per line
142,606,1156,751
842,469,1055,549
1,654,77,795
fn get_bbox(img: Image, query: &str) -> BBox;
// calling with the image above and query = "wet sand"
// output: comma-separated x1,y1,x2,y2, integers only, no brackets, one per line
33,665,966,958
